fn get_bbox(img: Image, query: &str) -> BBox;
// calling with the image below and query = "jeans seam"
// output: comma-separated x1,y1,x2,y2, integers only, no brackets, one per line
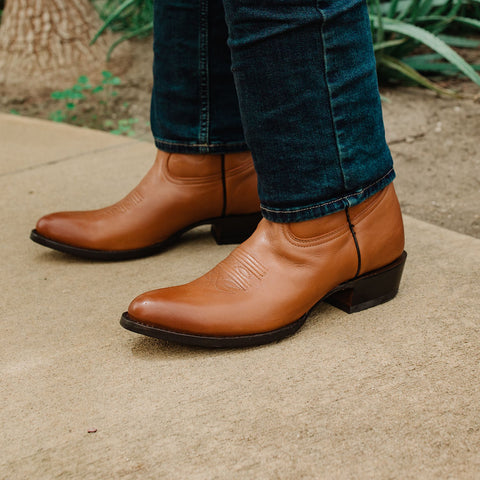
199,0,209,146
154,138,247,148
318,8,348,193
260,168,393,214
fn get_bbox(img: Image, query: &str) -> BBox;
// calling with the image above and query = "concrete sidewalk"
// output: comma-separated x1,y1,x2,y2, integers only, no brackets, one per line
1,113,479,479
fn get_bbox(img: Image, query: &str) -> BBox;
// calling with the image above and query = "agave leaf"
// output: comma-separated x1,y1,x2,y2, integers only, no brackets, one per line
404,54,480,75
437,34,480,48
397,0,417,21
90,0,137,45
373,38,407,51
379,54,456,95
403,58,480,74
106,22,154,60
422,15,480,30
407,53,443,61
370,16,480,86
417,0,436,17
433,3,473,34
431,1,450,16
411,0,435,22
387,0,401,18
370,0,385,44
444,0,463,18
377,0,449,16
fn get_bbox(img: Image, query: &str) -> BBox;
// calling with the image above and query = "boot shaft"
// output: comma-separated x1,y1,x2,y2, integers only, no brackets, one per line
164,150,260,216
349,184,405,275
287,183,404,276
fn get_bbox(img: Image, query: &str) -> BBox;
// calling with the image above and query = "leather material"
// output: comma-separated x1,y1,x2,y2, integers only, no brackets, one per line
127,183,405,336
349,185,405,275
35,150,260,251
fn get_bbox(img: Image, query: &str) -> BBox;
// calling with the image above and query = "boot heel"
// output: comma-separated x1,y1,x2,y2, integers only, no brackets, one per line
211,212,262,245
326,251,407,314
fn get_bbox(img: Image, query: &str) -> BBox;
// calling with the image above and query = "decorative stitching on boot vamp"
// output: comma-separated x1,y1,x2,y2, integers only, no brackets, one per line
98,190,145,217
204,249,266,293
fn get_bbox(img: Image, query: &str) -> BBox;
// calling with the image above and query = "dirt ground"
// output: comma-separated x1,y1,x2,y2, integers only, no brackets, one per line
1,38,479,239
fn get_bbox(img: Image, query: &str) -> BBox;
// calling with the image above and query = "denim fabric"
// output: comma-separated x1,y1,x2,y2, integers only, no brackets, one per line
151,0,248,153
151,0,395,222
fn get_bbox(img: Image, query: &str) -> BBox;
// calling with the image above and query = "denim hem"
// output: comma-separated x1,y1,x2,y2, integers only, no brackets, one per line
260,168,396,223
154,138,249,154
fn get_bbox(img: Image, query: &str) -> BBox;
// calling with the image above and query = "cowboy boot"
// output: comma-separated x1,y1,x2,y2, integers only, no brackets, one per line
121,183,406,347
30,150,261,260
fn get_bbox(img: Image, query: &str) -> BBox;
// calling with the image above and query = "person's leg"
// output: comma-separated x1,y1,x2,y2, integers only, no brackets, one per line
224,0,394,221
150,0,246,153
30,0,261,260
122,0,406,346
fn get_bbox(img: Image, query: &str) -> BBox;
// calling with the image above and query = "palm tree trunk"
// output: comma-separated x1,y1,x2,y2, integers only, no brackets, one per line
0,0,129,94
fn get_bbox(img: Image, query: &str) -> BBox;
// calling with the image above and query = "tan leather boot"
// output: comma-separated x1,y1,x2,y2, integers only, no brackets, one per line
30,150,261,260
121,183,406,347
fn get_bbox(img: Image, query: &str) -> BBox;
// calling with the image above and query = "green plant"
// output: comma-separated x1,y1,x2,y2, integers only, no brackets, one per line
105,117,139,135
91,0,153,59
49,71,138,136
89,0,480,93
368,0,480,93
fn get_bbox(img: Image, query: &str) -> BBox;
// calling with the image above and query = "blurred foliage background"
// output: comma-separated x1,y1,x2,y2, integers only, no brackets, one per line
91,0,153,60
369,0,480,93
1,0,479,91
0,0,479,95
85,0,480,93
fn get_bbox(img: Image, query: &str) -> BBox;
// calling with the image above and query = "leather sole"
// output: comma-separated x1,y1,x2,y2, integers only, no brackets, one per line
30,212,262,261
120,251,407,348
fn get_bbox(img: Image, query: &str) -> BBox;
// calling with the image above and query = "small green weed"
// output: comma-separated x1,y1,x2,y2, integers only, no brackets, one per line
49,71,138,136
104,117,138,135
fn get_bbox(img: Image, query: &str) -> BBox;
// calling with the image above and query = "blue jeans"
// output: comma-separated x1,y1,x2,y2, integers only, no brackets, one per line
151,0,395,222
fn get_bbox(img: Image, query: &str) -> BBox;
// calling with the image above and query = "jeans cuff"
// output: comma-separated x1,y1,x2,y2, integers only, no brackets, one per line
154,137,249,154
260,169,396,223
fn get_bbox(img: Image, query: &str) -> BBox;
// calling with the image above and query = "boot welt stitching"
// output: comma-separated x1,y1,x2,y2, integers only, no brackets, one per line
154,138,248,148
